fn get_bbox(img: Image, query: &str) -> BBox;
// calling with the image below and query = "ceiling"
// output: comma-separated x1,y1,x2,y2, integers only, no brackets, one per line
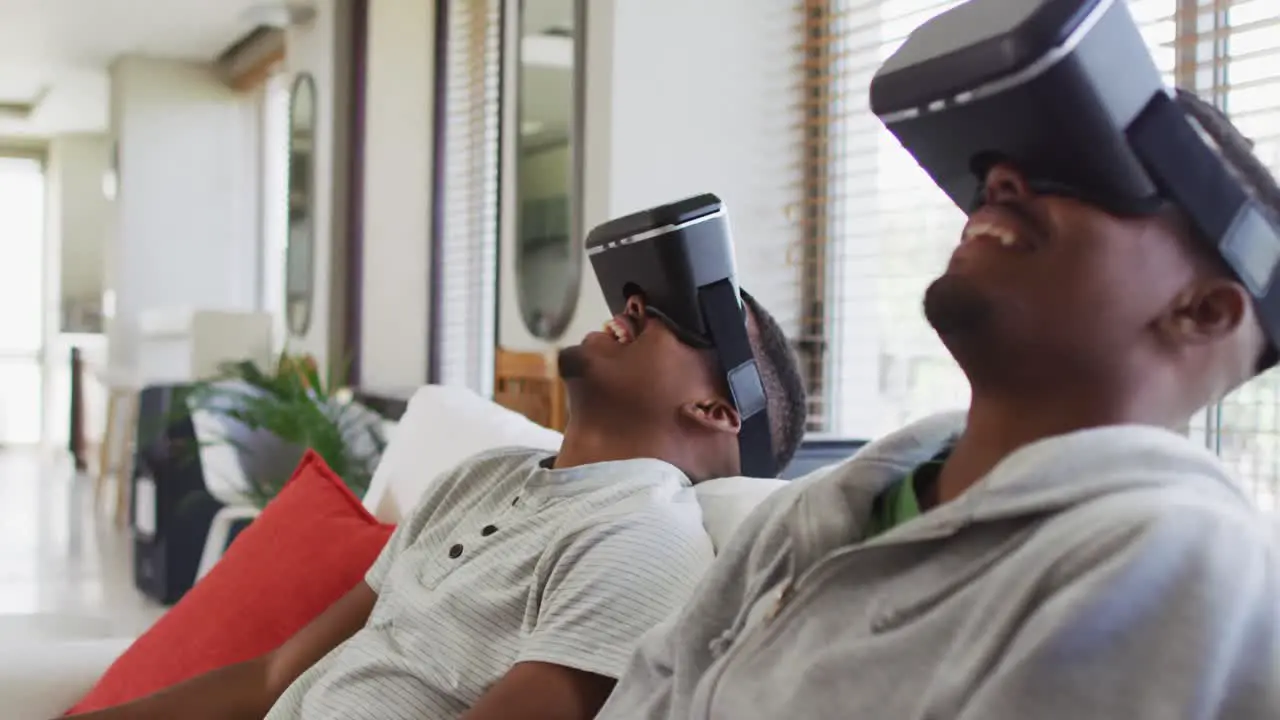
0,0,267,138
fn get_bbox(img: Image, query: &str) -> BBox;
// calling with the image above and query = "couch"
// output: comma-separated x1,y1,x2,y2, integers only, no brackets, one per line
2,384,797,718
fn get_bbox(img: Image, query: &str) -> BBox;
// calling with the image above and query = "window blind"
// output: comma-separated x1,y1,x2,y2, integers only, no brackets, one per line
797,0,974,438
805,0,1280,510
435,0,502,394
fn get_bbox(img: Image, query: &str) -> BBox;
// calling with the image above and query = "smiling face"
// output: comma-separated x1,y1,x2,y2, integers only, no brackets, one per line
923,162,1258,396
558,295,739,428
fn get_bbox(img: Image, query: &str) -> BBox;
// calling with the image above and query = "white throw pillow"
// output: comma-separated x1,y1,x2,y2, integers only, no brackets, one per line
363,385,564,522
693,476,789,552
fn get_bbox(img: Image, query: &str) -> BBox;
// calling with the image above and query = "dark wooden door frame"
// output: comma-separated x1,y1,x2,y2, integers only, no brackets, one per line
426,0,450,384
343,0,370,386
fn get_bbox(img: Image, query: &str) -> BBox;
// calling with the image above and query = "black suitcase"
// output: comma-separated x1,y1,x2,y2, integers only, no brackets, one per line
131,384,223,606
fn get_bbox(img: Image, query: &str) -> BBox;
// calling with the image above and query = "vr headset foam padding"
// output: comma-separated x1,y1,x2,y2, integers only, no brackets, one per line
870,0,1280,350
585,193,776,478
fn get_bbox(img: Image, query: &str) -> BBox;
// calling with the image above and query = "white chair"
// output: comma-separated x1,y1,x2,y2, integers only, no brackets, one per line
1,384,789,716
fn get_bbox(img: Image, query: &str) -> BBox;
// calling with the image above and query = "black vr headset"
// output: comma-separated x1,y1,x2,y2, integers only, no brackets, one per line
871,0,1280,351
584,193,776,478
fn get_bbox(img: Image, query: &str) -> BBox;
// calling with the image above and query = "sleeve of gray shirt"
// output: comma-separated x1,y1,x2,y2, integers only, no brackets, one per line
953,502,1280,719
517,503,715,681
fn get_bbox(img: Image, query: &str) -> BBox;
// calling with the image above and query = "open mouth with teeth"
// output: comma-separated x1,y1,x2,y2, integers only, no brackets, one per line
603,313,640,345
960,219,1036,253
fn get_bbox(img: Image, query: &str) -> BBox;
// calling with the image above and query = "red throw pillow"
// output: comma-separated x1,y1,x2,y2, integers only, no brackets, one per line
68,450,395,714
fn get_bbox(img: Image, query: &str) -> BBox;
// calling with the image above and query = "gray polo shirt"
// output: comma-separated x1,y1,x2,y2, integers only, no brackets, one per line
266,447,713,719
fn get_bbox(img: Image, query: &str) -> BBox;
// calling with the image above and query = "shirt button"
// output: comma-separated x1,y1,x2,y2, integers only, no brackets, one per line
448,543,463,558
481,524,498,536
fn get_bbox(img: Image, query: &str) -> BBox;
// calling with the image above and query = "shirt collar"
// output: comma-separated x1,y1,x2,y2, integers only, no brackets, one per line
527,455,692,498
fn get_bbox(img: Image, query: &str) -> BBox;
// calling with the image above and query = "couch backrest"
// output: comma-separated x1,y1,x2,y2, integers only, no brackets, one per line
363,385,563,523
362,385,875,552
782,438,868,479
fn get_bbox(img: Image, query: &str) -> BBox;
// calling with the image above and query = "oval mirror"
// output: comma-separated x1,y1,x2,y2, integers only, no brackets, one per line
285,73,317,337
515,0,584,340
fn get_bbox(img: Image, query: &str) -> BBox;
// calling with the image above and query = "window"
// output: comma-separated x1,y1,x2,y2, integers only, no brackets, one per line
0,156,46,444
816,0,971,438
433,0,503,394
808,1,1279,509
808,0,1178,437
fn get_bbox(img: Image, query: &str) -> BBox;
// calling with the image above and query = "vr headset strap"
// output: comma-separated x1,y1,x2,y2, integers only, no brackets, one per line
698,280,776,478
1127,91,1280,342
1127,92,1253,247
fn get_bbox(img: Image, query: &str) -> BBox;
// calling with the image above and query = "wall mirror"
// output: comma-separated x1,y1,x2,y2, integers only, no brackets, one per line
285,73,317,337
515,0,584,340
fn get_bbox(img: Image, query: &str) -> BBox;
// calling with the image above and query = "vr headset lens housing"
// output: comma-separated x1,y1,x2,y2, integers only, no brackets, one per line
871,0,1280,348
967,174,1166,217
584,193,777,477
643,305,714,349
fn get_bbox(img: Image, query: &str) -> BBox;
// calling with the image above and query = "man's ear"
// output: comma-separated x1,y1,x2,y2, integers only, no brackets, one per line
1159,278,1249,348
680,398,741,435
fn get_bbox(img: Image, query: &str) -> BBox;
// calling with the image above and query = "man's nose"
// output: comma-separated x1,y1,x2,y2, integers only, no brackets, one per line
983,163,1032,205
624,295,645,318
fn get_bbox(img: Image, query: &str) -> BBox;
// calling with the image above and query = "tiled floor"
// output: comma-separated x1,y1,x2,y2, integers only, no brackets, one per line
0,447,165,638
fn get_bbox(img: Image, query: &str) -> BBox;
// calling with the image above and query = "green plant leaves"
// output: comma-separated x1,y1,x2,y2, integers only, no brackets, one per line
165,351,385,508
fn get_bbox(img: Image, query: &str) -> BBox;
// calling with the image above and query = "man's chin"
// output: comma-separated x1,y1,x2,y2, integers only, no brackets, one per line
922,273,993,340
557,345,589,380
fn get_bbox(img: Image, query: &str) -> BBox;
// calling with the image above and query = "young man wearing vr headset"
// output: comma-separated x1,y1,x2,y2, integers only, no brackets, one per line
597,92,1279,718
68,293,806,720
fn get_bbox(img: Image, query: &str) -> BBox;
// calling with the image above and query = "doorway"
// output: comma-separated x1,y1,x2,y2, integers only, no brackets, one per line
0,156,46,445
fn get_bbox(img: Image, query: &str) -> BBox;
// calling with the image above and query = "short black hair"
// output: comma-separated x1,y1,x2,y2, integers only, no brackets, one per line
1174,90,1280,370
740,289,808,475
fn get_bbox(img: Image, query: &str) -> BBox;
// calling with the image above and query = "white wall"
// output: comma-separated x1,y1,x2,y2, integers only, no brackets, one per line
48,134,112,330
106,57,261,374
284,0,356,376
358,0,434,390
339,0,799,380
497,0,801,351
259,74,292,353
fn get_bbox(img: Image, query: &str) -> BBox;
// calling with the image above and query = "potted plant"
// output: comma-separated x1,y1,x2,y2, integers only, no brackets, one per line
177,350,387,510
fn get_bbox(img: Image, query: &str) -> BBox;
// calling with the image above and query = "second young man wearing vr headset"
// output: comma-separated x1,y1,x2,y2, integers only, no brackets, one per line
598,2,1280,718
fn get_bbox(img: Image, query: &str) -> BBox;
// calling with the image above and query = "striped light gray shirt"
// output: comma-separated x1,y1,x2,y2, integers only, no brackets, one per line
265,447,714,719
